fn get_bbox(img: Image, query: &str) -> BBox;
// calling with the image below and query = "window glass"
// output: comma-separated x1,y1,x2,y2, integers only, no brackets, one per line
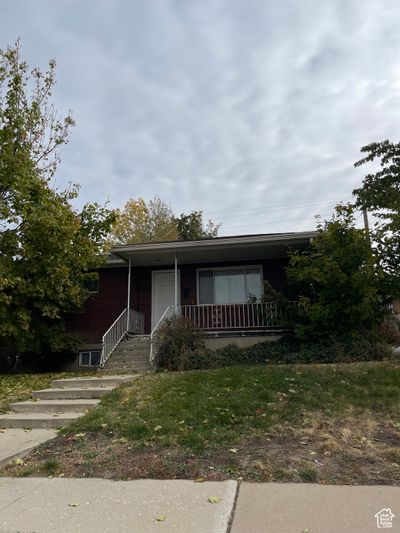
84,278,99,294
90,351,101,366
198,267,262,305
215,269,246,303
199,271,214,304
80,352,90,366
246,269,262,300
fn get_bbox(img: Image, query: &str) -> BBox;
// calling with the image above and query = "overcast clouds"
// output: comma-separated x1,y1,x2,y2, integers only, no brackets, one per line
1,0,400,234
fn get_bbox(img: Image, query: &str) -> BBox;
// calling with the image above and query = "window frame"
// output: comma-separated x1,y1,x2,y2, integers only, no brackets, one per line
78,350,101,367
196,264,263,305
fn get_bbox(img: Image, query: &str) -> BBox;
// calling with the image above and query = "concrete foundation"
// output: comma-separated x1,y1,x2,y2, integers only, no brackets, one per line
204,334,281,351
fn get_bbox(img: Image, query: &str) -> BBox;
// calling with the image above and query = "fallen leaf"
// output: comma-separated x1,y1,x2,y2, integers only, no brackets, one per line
155,515,167,522
208,496,222,504
75,433,86,438
14,458,24,466
154,425,162,432
301,529,310,533
229,448,238,453
195,477,205,483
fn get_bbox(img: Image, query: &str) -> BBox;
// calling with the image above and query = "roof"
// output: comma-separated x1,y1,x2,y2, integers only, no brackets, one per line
107,231,317,267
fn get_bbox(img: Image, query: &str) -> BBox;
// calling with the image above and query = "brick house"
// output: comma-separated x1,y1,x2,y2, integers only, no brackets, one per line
66,232,316,370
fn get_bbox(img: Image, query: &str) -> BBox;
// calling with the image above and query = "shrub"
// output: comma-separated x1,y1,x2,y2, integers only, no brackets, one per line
286,205,387,342
154,316,392,372
153,315,208,371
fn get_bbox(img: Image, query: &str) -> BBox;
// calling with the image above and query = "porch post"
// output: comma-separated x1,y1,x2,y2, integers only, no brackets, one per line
174,253,178,311
127,255,132,332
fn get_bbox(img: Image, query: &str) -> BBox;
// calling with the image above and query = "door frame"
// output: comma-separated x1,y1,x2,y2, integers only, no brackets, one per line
151,269,181,330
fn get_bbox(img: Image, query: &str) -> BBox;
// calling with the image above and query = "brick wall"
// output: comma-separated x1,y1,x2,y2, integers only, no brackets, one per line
66,267,128,344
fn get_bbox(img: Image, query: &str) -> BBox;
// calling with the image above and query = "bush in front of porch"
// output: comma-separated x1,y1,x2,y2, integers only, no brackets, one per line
153,315,394,372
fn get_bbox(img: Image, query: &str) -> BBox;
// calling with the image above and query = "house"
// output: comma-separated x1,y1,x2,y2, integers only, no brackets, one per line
65,231,316,371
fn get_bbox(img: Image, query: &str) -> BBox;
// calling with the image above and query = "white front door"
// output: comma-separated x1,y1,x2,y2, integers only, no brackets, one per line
152,270,180,330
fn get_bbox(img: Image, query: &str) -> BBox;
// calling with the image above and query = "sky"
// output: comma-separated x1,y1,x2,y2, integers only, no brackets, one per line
1,0,400,235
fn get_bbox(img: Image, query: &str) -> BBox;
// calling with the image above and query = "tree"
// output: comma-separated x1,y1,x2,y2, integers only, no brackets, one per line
175,211,220,240
110,196,179,244
286,204,385,341
353,140,400,297
109,199,220,244
0,41,115,356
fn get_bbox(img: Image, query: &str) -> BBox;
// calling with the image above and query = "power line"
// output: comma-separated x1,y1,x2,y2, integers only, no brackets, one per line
221,213,333,231
202,196,353,218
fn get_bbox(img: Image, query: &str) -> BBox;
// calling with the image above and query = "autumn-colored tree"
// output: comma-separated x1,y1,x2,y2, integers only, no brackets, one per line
110,196,179,244
0,42,115,356
110,199,221,244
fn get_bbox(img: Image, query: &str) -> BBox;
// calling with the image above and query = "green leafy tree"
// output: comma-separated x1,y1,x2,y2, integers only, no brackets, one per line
286,204,385,341
175,210,220,240
353,140,400,297
0,41,115,356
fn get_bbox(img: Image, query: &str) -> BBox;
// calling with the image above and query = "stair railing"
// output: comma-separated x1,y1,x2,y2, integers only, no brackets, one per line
100,307,144,368
149,305,177,363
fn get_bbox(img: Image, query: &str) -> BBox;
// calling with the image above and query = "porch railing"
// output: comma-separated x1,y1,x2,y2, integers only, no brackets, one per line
180,302,294,330
100,307,144,367
149,302,295,363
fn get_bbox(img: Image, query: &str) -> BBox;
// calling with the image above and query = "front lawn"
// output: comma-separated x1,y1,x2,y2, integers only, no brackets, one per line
2,362,399,484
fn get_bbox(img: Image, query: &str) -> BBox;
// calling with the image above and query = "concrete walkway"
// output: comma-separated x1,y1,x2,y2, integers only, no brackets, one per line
0,479,398,533
0,479,236,533
0,429,57,467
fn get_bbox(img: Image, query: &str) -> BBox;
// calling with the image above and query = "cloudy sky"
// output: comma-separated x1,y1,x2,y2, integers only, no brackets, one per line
1,0,400,235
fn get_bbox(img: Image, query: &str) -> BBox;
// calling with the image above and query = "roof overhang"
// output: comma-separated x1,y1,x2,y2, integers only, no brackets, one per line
108,232,317,267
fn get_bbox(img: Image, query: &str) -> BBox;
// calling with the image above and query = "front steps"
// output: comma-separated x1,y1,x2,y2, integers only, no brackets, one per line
0,375,136,429
102,335,152,373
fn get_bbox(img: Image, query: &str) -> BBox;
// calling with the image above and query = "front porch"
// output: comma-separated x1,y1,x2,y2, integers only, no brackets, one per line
100,300,294,367
97,233,314,367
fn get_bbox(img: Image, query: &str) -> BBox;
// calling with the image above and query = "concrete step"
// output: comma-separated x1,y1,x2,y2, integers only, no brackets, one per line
108,356,150,363
9,399,100,414
32,387,114,400
0,412,84,429
104,362,150,367
104,363,151,372
51,376,136,389
125,336,151,343
118,344,151,350
107,356,149,362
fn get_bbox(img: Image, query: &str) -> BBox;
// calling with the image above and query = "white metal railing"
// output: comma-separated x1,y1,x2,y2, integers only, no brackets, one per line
100,307,144,367
149,302,294,362
179,302,295,330
149,305,177,362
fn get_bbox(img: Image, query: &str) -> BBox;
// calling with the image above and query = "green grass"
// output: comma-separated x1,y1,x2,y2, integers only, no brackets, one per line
63,362,400,452
0,372,93,413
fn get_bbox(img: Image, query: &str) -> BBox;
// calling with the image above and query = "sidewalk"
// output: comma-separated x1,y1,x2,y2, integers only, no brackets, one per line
0,478,398,533
0,429,57,467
